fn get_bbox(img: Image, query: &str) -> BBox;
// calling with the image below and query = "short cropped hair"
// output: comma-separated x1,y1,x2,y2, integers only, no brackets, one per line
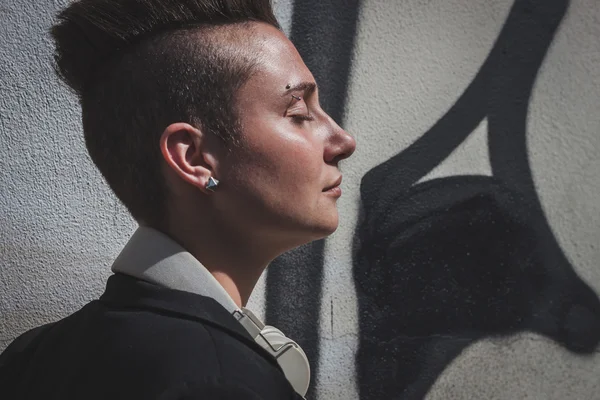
51,0,280,228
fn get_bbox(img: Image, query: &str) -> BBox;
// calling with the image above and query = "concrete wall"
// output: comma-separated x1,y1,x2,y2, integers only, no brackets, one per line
1,0,599,399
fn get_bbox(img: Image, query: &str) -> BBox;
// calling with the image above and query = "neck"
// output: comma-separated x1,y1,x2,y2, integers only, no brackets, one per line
161,219,279,308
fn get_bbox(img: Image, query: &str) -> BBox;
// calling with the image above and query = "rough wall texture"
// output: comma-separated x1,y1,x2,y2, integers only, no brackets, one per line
1,0,599,399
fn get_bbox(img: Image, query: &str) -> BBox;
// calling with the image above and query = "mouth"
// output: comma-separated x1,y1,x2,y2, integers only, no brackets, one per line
323,175,343,196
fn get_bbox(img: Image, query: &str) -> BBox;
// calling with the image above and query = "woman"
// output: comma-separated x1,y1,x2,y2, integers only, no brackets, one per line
0,0,355,399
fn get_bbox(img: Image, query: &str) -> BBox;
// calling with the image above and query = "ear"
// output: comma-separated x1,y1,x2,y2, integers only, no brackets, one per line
159,122,220,194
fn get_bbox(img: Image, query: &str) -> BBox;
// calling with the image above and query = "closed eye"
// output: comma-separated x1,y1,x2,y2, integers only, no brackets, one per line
291,114,315,124
286,94,315,123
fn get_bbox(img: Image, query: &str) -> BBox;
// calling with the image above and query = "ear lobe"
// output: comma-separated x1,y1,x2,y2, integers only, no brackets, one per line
159,122,218,193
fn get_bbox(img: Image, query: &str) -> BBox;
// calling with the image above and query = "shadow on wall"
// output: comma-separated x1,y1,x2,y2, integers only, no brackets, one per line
353,0,600,399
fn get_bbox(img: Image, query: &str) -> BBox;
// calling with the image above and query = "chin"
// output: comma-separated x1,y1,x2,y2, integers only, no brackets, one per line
291,226,337,250
310,216,340,238
276,210,339,247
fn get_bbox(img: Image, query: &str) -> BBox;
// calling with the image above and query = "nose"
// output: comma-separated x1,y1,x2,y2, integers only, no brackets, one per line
324,117,356,165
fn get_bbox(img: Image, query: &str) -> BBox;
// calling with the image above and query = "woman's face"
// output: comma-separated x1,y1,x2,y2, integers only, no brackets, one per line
215,23,356,248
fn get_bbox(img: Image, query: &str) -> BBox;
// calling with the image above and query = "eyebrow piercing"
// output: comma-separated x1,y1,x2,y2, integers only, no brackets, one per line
291,94,302,100
286,84,291,89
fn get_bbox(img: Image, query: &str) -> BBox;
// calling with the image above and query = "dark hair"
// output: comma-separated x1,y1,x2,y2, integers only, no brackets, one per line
50,0,280,228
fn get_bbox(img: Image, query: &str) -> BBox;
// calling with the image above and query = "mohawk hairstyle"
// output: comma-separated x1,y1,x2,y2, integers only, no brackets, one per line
50,0,280,228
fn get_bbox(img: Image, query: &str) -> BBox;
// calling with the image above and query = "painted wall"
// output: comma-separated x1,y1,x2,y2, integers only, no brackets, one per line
1,0,599,399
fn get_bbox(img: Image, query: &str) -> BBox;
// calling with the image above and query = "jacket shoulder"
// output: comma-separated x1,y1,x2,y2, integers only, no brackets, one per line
0,322,55,362
102,309,297,398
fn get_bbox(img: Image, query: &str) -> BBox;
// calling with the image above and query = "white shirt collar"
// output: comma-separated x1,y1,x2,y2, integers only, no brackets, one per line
111,226,241,314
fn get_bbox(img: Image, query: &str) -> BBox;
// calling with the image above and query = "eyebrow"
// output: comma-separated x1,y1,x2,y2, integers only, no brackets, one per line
282,81,317,96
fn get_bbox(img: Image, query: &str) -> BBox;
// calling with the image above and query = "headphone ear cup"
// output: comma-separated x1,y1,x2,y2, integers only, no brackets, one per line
260,325,311,397
260,326,285,343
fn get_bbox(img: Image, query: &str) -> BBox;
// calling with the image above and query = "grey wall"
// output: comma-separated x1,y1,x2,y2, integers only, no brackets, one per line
1,0,599,399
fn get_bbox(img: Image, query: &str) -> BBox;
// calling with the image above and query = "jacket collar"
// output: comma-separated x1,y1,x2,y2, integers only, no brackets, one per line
99,273,252,343
110,226,240,314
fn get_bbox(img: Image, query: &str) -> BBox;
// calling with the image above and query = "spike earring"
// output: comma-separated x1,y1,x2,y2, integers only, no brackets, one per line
206,177,219,192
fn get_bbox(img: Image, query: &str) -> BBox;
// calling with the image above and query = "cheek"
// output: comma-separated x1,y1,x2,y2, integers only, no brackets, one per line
232,115,325,195
243,133,321,184
274,140,322,192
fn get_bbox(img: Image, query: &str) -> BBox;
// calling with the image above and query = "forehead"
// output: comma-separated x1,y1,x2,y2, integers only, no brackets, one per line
241,23,315,93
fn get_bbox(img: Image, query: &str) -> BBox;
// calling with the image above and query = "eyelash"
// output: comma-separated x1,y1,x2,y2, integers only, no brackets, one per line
291,114,315,123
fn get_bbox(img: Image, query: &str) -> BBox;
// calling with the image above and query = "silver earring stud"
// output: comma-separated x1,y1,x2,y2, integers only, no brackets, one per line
206,176,219,192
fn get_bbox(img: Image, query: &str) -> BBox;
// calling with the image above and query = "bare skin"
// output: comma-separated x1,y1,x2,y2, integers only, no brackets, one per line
159,23,356,307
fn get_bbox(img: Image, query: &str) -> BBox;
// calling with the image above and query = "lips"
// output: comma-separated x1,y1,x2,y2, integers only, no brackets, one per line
323,175,342,192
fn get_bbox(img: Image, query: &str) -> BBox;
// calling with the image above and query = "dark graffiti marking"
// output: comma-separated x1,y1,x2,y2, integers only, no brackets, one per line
354,0,600,399
265,1,361,399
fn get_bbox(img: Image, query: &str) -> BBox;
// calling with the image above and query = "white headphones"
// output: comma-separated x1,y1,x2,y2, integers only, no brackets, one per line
233,308,310,397
110,227,310,398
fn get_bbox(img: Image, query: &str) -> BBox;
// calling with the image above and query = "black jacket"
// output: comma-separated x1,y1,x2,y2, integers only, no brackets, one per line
0,273,303,399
